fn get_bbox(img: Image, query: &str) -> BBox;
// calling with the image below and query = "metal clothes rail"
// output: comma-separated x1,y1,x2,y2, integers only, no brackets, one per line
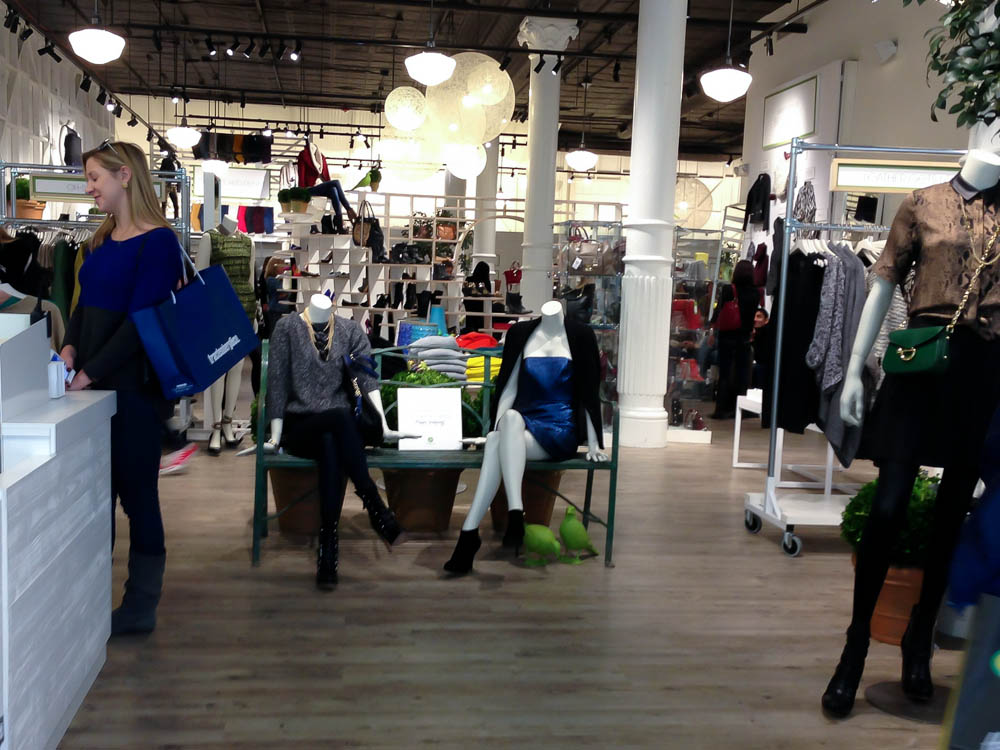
744,138,966,556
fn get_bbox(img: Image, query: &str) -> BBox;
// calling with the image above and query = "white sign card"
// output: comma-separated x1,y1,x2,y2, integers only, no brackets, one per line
397,387,462,451
28,174,163,201
762,75,818,151
830,159,959,194
192,166,270,200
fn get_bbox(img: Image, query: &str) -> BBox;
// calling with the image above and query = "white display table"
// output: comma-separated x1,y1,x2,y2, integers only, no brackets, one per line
0,320,115,749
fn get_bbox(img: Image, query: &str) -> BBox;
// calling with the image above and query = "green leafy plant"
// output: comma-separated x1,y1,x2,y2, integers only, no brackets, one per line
250,396,260,444
379,366,484,437
288,187,312,203
277,189,291,204
904,0,1000,127
841,473,940,568
5,177,30,201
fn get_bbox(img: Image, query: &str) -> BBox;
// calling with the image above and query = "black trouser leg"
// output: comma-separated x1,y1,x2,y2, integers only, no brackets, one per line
846,461,921,643
324,408,378,496
111,390,166,555
316,432,346,526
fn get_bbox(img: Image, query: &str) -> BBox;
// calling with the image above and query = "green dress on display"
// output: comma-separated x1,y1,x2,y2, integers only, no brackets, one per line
208,229,256,323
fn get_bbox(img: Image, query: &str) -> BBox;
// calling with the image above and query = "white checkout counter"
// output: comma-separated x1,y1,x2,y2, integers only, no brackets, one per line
0,319,115,749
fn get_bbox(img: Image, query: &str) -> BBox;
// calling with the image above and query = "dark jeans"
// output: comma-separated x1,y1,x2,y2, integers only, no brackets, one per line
282,408,377,525
307,180,353,219
715,331,751,414
111,390,165,555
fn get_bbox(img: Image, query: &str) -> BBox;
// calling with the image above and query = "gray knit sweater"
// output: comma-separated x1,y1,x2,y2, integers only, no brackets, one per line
266,313,378,418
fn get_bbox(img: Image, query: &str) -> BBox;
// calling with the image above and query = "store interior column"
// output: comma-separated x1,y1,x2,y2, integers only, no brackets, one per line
472,137,500,275
517,16,579,312
618,0,687,448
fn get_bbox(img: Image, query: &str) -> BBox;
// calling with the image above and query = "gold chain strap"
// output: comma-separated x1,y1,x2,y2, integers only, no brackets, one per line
951,198,1000,332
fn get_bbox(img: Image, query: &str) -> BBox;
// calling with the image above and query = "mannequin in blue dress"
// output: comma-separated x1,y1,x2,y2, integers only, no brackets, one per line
445,301,608,574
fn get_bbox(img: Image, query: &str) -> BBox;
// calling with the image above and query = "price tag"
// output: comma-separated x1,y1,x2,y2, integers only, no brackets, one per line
572,256,583,270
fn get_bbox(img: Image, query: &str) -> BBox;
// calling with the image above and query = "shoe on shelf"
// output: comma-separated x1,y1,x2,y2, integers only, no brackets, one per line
320,251,334,264
688,410,707,431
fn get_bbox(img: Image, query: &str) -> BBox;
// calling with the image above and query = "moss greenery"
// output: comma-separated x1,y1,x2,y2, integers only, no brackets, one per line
379,367,484,438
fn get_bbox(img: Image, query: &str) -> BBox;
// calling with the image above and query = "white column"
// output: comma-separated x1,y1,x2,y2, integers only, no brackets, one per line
618,0,687,448
472,137,500,274
517,17,579,311
444,172,466,208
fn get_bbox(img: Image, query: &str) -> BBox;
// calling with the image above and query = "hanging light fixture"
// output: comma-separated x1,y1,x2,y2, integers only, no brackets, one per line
405,0,455,86
699,0,752,103
69,0,125,65
565,78,598,173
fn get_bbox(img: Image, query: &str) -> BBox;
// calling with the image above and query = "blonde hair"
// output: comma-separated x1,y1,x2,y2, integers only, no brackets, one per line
82,141,173,249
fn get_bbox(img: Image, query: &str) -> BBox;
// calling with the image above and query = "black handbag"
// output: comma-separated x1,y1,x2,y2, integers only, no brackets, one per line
561,284,595,326
342,353,384,446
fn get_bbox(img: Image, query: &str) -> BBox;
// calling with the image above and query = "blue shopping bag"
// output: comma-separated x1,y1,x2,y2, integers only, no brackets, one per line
131,264,258,399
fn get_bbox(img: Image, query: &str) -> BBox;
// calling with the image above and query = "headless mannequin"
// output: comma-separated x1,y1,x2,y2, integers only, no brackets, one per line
198,215,253,453
823,149,1000,718
310,140,325,174
445,301,607,574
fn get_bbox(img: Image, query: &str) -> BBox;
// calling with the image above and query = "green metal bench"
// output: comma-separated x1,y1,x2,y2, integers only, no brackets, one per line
253,341,620,567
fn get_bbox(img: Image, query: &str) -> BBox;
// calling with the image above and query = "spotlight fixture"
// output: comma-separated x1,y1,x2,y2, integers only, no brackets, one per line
152,30,162,52
568,173,574,183
227,37,238,56
318,127,325,138
183,93,190,105
499,54,511,72
276,41,287,60
726,154,734,167
699,0,753,103
146,127,155,142
79,75,92,93
157,138,170,156
349,135,355,149
69,0,126,64
259,40,271,57
2,8,17,31
206,36,217,56
106,98,115,112
113,102,123,118
262,124,272,137
38,41,62,62
96,87,107,105
171,90,179,104
586,172,593,181
551,55,562,75
127,113,138,127
765,34,774,57
285,125,294,137
534,55,545,74
243,38,255,58
19,26,32,42
363,134,371,148
289,40,301,61
240,92,246,108
612,59,621,83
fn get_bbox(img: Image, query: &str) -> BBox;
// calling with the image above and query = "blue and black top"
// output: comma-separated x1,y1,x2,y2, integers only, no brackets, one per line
65,227,184,393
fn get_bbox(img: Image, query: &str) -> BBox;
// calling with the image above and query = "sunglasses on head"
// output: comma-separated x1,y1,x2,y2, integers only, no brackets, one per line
97,139,120,157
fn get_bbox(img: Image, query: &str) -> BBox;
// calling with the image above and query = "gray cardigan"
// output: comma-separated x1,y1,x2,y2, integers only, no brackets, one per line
266,313,378,418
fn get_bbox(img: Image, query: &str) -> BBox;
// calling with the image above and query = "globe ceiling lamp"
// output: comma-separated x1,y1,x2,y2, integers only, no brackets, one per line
69,0,125,64
405,0,455,87
166,117,201,150
384,86,428,131
565,78,598,173
443,143,488,180
467,60,511,106
699,0,752,103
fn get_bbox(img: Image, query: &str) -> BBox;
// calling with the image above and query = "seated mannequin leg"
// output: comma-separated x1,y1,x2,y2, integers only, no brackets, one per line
316,432,346,525
461,431,504,532
496,410,550,513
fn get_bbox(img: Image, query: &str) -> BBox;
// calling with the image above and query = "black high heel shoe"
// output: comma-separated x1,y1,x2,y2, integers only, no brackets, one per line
316,523,338,590
444,529,482,575
358,487,403,548
821,637,869,718
901,605,935,702
502,510,525,555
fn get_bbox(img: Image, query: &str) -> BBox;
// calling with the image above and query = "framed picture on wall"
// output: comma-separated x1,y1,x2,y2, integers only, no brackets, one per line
762,75,818,151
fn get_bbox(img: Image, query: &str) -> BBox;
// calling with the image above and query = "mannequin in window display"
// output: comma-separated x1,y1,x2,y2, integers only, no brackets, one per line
265,293,410,588
444,300,608,575
198,215,256,455
821,148,1000,718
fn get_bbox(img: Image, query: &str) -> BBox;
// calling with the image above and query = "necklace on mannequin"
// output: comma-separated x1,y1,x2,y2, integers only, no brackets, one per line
301,307,335,359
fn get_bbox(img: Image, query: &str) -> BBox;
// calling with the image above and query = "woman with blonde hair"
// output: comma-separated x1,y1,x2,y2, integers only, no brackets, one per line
60,140,185,636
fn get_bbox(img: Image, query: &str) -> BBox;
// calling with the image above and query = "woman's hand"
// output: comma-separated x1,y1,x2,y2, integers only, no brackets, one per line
68,370,93,391
59,345,76,371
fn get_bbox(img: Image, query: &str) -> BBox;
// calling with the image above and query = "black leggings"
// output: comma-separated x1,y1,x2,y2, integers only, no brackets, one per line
847,460,979,644
111,390,165,555
282,408,376,525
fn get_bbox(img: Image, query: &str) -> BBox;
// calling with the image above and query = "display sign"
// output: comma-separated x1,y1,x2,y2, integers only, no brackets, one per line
830,158,958,194
27,174,164,201
397,387,462,451
762,76,818,151
193,166,270,200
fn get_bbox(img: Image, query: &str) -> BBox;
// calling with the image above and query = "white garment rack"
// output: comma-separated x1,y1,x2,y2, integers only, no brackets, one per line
743,138,966,556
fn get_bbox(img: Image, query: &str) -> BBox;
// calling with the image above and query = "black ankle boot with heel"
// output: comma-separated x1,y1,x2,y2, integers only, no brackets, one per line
821,634,870,718
316,523,339,590
444,529,482,575
502,509,525,554
358,487,403,547
901,605,935,702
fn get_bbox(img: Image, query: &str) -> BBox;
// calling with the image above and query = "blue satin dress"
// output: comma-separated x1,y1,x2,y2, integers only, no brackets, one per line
512,356,577,461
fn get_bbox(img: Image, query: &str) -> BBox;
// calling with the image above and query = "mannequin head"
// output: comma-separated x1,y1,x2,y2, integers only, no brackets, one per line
540,299,564,324
306,293,332,324
83,140,169,246
959,149,1000,191
219,215,238,233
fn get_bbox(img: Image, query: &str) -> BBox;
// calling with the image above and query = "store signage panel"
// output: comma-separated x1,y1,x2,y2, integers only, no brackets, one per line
830,159,958,194
28,174,164,201
762,76,818,151
193,166,270,200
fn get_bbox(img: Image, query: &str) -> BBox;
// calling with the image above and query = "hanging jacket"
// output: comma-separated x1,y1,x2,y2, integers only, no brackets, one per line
743,173,771,229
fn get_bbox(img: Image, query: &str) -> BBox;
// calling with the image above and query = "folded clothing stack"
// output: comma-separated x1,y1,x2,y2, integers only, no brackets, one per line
409,335,470,381
467,353,502,383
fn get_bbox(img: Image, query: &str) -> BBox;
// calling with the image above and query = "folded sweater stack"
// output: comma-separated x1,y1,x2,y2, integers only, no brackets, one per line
409,335,470,381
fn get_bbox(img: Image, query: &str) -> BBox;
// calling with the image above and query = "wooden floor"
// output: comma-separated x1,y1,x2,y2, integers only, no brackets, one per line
61,410,956,749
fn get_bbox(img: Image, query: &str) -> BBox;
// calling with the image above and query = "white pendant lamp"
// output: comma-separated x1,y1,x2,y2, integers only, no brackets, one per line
385,86,428,131
69,0,125,65
405,0,455,87
166,117,201,150
699,0,752,103
565,78,599,173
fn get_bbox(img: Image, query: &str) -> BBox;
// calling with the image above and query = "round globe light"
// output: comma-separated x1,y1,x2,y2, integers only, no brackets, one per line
699,64,752,103
565,148,599,173
384,86,427,132
481,83,515,143
68,27,125,65
165,120,201,150
467,60,510,106
443,143,487,180
405,50,456,87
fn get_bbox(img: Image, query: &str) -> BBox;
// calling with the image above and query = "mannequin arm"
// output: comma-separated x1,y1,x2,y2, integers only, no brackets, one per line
493,357,521,428
263,417,283,452
196,234,213,271
840,276,896,427
365,389,419,442
585,414,608,462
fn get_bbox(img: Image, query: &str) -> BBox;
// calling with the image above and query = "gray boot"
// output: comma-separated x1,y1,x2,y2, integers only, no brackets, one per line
111,551,165,636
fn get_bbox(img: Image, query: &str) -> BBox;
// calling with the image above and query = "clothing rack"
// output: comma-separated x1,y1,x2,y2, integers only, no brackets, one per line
743,138,966,557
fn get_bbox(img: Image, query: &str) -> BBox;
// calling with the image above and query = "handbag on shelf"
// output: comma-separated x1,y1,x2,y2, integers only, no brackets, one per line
561,283,595,325
714,285,742,332
883,203,1000,376
352,201,384,255
600,238,626,275
341,353,384,446
561,225,603,275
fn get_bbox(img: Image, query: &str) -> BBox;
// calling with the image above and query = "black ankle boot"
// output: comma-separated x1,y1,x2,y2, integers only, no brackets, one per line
392,282,404,309
316,523,339,590
821,636,869,718
502,509,525,553
444,529,482,575
358,487,403,546
901,605,935,702
404,284,417,310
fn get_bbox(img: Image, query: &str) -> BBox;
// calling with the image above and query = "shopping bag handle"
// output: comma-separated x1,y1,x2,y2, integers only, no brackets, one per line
171,244,205,304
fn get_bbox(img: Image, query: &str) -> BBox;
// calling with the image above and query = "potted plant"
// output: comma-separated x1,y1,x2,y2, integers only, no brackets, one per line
288,187,312,213
5,177,45,220
841,473,939,645
379,366,484,532
277,189,292,214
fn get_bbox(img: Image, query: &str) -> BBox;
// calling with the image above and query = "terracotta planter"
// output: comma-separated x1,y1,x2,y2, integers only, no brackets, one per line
290,200,310,214
383,468,463,532
279,201,291,214
269,468,321,537
490,470,564,532
854,555,925,646
14,199,45,220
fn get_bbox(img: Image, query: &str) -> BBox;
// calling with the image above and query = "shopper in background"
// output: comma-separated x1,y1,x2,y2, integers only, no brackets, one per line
710,259,759,419
751,306,769,388
60,140,185,636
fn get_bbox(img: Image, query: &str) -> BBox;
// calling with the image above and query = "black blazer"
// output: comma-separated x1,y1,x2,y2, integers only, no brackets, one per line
743,173,771,230
491,317,604,449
